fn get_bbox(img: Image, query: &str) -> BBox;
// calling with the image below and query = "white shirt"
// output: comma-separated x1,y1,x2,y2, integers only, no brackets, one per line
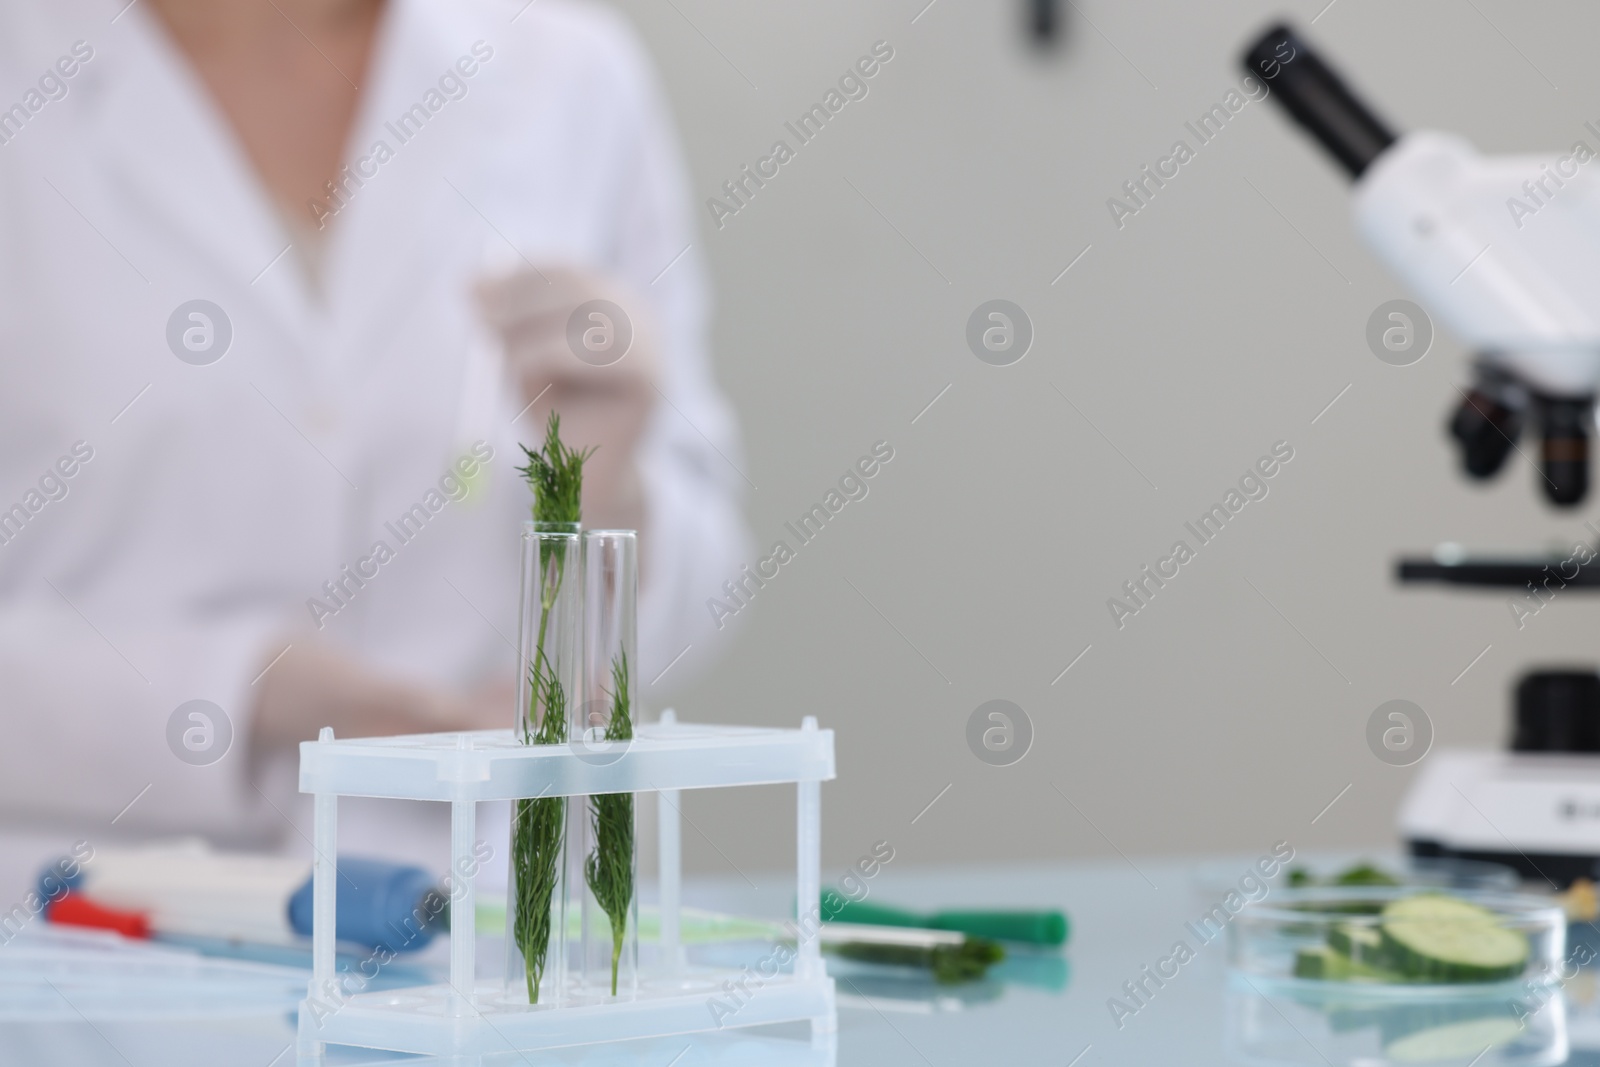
0,0,750,854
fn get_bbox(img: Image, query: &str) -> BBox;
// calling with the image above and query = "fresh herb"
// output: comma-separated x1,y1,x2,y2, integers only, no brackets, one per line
511,650,568,1003
511,413,592,1004
584,651,635,995
830,937,1006,984
517,412,590,528
515,412,594,745
1287,861,1402,892
1331,863,1401,888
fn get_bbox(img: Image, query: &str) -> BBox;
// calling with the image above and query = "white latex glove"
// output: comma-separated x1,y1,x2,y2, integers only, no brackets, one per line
249,641,512,752
476,265,660,533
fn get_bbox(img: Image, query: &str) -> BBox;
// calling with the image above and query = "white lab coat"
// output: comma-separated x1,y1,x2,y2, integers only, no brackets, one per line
0,0,750,858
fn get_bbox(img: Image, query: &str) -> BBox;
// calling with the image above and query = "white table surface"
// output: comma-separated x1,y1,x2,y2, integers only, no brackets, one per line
1,855,1590,1066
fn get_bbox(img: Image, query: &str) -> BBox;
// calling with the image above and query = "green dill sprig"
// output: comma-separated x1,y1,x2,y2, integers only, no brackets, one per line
512,650,568,1003
515,413,594,742
511,413,592,1003
584,651,635,995
830,936,1005,984
516,412,592,526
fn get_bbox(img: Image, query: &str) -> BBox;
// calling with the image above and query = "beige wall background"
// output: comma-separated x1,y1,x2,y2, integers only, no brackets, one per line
609,0,1600,877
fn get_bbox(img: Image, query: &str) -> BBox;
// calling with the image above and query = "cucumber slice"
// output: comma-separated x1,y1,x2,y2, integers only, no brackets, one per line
1382,895,1497,923
1328,922,1384,964
1378,896,1529,983
1380,921,1528,982
1293,945,1399,982
1294,946,1354,980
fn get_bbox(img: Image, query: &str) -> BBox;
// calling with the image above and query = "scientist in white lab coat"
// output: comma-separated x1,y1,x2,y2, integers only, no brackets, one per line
0,0,750,862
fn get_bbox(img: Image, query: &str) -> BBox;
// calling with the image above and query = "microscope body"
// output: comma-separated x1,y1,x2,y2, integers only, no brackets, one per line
1356,131,1600,398
1246,23,1600,890
1247,24,1600,504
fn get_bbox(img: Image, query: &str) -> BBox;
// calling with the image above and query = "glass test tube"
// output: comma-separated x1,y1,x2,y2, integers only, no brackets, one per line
573,529,639,999
506,520,581,1006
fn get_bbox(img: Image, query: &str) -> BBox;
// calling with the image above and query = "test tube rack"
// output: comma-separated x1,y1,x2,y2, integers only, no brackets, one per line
294,712,836,1063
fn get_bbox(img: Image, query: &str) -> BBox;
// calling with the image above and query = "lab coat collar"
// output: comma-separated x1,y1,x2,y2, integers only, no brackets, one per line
88,0,493,354
91,3,317,342
315,0,494,352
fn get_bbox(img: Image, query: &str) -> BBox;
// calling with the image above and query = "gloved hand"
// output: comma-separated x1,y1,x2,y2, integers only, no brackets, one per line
475,265,659,533
249,640,512,751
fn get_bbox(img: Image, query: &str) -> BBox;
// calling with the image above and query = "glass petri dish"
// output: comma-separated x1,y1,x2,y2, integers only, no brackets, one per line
1225,982,1568,1067
1228,886,1565,1000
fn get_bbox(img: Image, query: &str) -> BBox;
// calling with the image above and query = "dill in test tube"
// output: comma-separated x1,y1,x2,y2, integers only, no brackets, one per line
585,652,634,995
510,414,590,1004
580,529,638,997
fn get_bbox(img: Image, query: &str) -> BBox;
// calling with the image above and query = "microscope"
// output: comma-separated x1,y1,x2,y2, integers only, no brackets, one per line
1244,23,1600,508
1244,24,1600,888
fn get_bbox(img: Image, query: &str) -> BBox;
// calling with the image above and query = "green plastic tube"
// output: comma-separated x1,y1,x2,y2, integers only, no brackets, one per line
824,897,1069,947
929,909,1068,946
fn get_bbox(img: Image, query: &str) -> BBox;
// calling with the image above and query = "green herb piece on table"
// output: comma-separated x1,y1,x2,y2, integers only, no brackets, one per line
584,651,635,996
831,937,1006,984
511,413,592,1004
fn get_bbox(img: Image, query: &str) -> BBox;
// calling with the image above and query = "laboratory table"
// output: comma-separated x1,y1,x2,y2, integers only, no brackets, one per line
1,856,1590,1066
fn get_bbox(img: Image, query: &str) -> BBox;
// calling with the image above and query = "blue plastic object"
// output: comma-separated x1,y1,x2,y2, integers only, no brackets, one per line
34,858,85,904
287,857,443,953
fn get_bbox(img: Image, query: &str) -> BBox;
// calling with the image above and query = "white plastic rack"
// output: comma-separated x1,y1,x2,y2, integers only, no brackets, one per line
294,712,837,1063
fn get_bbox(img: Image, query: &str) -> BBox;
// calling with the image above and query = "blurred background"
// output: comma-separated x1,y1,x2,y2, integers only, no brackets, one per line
6,3,1600,1064
4,0,1597,887
615,0,1600,874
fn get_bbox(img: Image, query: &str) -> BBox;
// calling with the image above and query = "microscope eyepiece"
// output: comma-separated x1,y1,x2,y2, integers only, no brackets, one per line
1247,22,1597,510
1537,395,1591,507
1241,23,1397,179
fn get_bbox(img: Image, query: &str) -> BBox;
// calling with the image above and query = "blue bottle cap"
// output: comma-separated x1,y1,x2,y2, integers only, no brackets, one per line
287,856,444,954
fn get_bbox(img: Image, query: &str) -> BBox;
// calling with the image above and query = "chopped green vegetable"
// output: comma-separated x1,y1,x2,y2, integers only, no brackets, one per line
1328,922,1384,964
1382,895,1496,923
1298,894,1530,985
1293,944,1399,982
1378,896,1528,983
